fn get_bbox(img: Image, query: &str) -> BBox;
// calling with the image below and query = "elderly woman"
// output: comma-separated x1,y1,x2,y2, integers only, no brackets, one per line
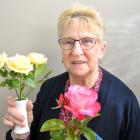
4,5,140,140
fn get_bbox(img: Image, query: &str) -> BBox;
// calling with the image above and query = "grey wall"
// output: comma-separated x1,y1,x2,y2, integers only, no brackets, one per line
0,0,140,139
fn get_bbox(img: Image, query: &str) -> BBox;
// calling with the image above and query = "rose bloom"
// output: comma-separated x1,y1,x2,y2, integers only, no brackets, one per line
64,85,101,120
58,94,69,107
28,52,48,65
6,54,33,75
0,52,7,68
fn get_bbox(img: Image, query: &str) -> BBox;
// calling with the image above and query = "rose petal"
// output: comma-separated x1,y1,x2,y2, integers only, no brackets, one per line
80,102,101,117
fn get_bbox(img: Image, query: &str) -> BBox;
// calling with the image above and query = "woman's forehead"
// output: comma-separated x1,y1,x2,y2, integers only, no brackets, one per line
61,19,100,38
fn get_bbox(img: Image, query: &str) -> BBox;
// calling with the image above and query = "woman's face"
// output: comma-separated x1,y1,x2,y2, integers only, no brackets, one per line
60,19,106,78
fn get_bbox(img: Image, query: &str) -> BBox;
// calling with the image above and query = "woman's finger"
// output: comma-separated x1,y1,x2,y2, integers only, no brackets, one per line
6,113,25,127
3,116,15,128
7,107,25,126
7,96,16,108
27,100,33,123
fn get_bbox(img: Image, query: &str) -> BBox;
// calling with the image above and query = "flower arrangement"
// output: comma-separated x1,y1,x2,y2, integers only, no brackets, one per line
41,85,101,140
0,52,51,100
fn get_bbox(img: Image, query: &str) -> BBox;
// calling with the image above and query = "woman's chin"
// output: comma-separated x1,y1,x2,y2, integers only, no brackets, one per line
69,70,88,77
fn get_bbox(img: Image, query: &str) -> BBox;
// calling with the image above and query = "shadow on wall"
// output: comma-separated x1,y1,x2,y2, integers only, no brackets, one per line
103,15,140,103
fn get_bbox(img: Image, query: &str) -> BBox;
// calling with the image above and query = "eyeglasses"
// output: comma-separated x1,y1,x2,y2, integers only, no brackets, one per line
58,37,97,50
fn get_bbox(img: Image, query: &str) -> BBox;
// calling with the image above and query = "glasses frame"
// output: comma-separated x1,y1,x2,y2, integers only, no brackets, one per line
58,37,98,50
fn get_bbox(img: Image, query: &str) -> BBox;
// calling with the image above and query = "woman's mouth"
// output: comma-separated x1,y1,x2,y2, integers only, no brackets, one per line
71,60,86,64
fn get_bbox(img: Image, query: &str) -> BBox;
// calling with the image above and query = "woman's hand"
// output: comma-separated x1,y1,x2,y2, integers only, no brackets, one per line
3,96,33,129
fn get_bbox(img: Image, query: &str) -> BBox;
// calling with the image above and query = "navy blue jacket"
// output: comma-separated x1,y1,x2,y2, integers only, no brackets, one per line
6,69,140,140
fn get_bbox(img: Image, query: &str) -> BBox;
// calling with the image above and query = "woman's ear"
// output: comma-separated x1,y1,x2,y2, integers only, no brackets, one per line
98,41,107,60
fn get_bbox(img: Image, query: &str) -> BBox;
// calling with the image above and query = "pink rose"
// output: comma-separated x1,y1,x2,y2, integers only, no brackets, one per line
58,94,69,107
64,85,101,120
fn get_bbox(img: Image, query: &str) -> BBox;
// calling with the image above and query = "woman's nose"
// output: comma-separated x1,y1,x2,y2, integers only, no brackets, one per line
71,41,84,55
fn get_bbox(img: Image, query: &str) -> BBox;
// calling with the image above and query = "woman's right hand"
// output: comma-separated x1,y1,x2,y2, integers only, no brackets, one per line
3,96,33,129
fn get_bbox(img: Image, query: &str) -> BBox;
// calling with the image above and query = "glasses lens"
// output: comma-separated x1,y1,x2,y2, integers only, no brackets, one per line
80,38,96,49
59,39,74,50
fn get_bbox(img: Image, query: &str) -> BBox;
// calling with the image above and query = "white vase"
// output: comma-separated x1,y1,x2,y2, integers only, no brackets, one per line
13,98,30,134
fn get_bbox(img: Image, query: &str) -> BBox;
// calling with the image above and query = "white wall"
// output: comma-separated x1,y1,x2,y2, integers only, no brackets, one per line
0,0,140,139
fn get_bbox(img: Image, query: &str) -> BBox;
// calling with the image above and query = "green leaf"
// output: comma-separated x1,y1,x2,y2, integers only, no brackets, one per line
50,130,66,140
66,134,81,140
40,119,65,132
81,114,101,127
95,113,101,117
42,70,52,81
74,136,81,140
5,79,20,89
80,126,96,140
34,64,46,77
0,69,7,77
0,81,6,87
26,78,36,88
36,79,44,85
26,72,35,80
71,118,82,128
81,116,93,126
36,70,52,86
47,119,81,140
66,127,76,140
9,71,19,77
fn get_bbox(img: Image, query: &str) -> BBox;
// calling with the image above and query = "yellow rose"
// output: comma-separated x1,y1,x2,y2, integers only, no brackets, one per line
28,52,48,65
0,52,7,68
6,54,33,75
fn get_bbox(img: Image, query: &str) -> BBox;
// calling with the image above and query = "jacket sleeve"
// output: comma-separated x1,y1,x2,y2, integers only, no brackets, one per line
6,129,13,140
29,82,47,140
125,94,140,140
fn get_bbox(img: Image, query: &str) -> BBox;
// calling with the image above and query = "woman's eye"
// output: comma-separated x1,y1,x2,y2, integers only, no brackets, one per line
65,41,73,45
82,39,92,44
82,38,96,45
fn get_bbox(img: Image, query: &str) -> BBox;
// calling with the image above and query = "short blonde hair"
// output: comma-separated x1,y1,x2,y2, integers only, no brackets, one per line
57,4,105,40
